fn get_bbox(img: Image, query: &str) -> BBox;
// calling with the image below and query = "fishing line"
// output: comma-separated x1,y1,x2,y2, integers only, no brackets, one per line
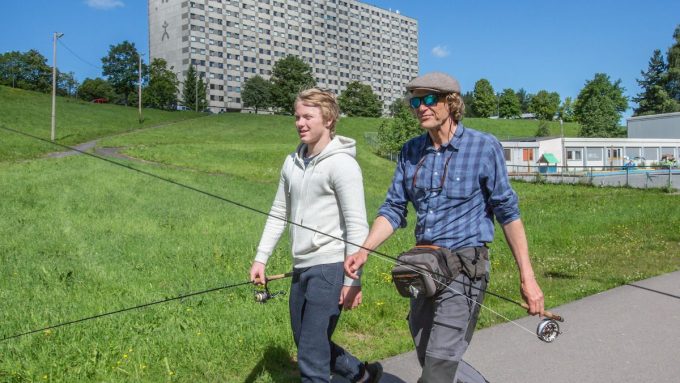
1,126,561,339
1,279,252,342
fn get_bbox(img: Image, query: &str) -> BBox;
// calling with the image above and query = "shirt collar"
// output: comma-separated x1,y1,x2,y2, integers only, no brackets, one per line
423,123,465,152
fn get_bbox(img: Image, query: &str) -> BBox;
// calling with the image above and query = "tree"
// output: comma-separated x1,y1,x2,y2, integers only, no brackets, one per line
461,91,477,117
376,103,420,156
388,98,407,117
472,79,496,118
57,71,79,97
515,88,532,114
498,88,521,118
102,40,143,106
143,58,178,111
242,75,272,113
529,90,560,120
77,77,115,102
0,50,51,92
338,81,382,117
535,121,551,137
666,25,680,102
574,73,628,137
633,49,676,115
181,65,207,112
558,97,575,122
270,55,315,114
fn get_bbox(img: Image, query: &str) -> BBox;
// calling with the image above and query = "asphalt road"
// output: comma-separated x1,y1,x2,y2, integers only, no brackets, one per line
376,271,680,382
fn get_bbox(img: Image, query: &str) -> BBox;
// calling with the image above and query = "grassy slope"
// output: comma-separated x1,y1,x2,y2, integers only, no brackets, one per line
1,110,678,382
0,86,202,161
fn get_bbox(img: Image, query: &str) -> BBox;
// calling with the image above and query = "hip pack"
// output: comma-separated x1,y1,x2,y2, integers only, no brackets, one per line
391,246,489,298
391,245,460,298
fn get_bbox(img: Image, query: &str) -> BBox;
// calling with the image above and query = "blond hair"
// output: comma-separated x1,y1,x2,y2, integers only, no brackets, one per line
445,92,465,123
295,88,340,137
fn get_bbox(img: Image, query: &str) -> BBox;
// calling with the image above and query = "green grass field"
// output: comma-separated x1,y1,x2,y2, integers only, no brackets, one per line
0,89,678,382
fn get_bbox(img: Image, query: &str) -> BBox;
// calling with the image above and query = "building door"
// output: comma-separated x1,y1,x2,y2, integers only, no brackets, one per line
607,147,623,167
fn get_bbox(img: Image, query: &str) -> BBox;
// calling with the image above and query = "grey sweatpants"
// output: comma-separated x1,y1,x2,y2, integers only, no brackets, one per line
409,272,489,383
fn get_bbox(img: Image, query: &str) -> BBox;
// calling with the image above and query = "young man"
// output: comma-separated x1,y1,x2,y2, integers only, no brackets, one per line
344,72,545,382
250,88,382,383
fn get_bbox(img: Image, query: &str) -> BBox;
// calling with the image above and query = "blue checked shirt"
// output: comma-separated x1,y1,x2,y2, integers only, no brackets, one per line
378,123,520,250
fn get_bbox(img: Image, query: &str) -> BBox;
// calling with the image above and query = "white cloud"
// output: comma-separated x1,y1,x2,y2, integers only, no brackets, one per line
432,45,450,58
85,0,125,10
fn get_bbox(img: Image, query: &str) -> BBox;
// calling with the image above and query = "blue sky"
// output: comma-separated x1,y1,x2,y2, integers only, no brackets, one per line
2,0,679,118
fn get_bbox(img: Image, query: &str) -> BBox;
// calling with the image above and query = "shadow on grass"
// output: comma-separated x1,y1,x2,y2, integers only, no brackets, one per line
244,345,298,383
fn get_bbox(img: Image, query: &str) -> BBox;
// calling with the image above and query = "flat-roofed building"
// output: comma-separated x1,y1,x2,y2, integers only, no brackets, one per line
149,0,419,114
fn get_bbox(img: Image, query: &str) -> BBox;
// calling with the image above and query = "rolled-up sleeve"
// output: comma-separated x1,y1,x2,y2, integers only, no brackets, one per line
484,140,520,225
377,150,409,229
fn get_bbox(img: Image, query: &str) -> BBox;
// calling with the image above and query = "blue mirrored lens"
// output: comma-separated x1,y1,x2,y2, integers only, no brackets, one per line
410,94,438,108
423,94,438,106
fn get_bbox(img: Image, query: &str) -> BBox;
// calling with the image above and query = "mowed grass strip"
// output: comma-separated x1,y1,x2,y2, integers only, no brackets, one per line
1,112,678,382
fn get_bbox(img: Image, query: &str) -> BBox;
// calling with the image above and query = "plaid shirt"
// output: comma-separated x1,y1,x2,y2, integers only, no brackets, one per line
378,123,520,250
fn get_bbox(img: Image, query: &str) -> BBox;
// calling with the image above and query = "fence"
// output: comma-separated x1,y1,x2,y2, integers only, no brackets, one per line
507,165,680,190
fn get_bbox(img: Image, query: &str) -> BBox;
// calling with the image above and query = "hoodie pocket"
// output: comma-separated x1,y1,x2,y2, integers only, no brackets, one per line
292,225,322,255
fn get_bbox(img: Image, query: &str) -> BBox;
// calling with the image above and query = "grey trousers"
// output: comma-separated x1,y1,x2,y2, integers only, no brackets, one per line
409,272,489,383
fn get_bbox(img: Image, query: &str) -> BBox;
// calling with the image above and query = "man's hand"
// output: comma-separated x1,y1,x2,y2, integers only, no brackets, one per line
250,261,266,285
520,275,545,316
344,251,368,280
339,285,362,310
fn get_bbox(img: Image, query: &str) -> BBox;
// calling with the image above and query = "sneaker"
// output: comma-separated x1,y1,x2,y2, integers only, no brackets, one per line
364,362,383,383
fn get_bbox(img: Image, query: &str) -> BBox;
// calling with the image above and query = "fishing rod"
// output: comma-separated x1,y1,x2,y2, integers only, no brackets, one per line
0,273,293,342
1,126,564,342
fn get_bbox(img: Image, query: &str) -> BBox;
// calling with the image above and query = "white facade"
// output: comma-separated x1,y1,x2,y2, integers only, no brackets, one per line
148,0,419,113
501,137,680,170
627,112,680,139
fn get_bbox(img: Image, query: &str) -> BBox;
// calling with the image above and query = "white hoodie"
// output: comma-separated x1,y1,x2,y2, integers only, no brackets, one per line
255,135,369,286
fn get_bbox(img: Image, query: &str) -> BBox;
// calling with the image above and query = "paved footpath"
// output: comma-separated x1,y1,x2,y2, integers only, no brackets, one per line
376,270,680,383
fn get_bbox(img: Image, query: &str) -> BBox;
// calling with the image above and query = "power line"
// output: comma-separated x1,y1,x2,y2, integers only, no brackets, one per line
57,39,102,72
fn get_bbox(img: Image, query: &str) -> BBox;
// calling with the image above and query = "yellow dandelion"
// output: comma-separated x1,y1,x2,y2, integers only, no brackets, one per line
123,354,128,359
42,375,48,380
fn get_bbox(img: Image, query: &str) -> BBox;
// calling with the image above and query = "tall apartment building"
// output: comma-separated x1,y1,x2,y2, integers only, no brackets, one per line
148,0,418,114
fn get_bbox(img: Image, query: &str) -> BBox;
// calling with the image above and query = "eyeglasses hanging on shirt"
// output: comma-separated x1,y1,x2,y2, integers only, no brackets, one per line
411,149,455,201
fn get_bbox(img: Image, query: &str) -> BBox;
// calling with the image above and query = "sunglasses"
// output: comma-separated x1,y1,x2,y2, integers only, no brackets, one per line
409,93,440,109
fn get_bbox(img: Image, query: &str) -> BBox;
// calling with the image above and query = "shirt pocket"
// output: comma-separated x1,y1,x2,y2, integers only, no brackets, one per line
445,171,477,200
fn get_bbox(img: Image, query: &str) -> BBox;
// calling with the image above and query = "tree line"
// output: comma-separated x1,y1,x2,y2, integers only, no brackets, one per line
1,24,678,130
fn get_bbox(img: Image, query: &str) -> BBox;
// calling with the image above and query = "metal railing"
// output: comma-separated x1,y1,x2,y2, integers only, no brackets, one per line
507,164,679,190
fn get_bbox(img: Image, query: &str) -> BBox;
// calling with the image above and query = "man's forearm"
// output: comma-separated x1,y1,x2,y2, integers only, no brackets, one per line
501,219,535,281
357,216,395,256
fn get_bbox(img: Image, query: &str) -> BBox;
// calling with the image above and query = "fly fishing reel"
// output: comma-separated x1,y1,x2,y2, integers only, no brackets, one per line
536,318,561,343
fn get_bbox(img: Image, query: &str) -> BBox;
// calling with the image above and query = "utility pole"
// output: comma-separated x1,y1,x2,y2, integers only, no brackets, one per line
138,53,143,123
51,32,64,142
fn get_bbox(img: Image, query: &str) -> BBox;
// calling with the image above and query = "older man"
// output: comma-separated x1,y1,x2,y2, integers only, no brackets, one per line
345,72,544,382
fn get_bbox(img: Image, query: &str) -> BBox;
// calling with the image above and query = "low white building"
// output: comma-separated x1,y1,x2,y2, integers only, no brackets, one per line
500,136,680,171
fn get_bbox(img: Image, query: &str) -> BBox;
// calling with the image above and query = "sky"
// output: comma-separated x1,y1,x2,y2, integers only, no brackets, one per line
2,0,679,119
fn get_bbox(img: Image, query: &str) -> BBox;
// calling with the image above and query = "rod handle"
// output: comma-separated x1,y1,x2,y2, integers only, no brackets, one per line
521,303,564,322
252,272,292,286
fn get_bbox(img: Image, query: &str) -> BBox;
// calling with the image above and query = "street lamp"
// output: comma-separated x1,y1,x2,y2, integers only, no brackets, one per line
51,32,64,141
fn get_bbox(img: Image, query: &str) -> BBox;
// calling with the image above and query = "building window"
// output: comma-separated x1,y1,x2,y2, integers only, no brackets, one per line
566,149,582,161
522,148,534,162
643,147,659,161
503,148,511,162
586,147,603,161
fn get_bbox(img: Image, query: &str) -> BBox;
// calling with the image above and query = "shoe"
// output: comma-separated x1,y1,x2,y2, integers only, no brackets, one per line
364,362,383,383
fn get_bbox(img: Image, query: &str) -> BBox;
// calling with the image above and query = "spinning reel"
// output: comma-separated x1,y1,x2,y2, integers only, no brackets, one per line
254,286,286,303
252,272,292,304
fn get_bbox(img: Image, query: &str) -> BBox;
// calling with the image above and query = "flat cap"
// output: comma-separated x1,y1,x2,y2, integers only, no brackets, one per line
405,72,461,94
